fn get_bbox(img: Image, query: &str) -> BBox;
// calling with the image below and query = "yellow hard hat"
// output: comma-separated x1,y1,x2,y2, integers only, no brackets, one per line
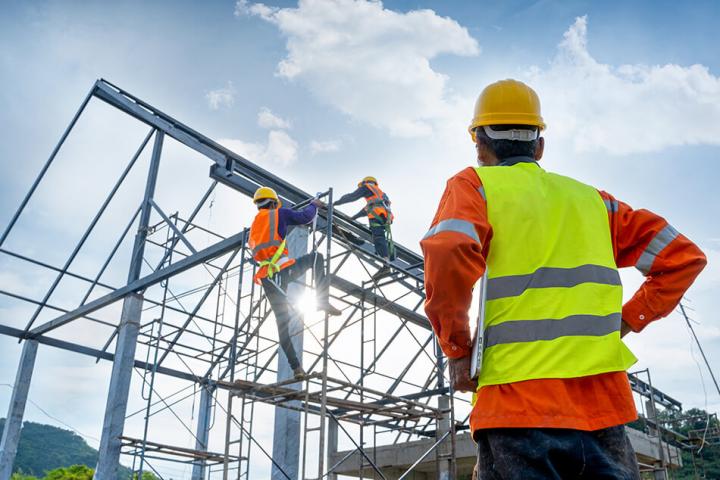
468,79,546,142
358,176,377,187
253,186,279,205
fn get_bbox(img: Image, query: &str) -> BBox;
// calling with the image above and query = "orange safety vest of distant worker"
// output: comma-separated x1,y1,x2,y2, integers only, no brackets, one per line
361,178,393,224
249,208,295,284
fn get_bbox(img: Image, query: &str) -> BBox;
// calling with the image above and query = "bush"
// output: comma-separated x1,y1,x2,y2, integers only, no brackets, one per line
43,465,94,480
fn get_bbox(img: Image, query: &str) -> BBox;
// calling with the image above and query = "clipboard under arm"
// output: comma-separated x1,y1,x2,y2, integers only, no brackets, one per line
470,270,488,381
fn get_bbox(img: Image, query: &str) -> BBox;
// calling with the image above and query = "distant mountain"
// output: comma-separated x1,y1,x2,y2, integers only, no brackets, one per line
0,419,132,478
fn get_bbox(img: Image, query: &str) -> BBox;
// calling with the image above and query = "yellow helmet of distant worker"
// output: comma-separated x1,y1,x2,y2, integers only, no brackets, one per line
358,176,377,187
468,79,546,143
253,186,280,206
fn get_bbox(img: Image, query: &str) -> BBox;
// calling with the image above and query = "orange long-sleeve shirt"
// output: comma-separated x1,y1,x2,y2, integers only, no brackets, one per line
421,166,707,432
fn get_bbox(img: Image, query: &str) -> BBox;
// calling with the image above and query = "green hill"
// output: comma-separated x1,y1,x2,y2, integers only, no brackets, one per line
0,419,133,478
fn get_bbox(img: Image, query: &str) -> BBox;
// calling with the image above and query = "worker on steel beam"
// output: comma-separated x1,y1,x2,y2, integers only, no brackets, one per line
421,79,707,479
249,187,342,378
336,176,395,278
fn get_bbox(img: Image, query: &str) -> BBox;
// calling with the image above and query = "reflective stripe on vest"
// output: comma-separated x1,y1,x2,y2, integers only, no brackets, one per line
486,264,621,300
474,163,636,387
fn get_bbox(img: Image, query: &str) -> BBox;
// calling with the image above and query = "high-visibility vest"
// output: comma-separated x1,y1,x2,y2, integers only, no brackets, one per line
474,162,636,387
249,208,295,284
363,183,394,224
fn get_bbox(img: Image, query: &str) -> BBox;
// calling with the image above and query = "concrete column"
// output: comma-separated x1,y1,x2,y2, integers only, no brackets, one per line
271,226,308,480
95,131,163,479
95,294,142,479
436,394,452,480
191,383,215,480
434,340,452,480
327,421,339,480
0,340,39,480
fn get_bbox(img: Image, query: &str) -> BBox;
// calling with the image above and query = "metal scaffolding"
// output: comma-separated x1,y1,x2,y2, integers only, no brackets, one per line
0,79,454,480
0,79,705,480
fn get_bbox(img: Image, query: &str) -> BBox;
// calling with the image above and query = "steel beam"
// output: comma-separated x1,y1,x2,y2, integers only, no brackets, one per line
0,324,197,384
28,228,248,337
330,276,429,329
0,340,39,480
89,80,422,276
0,85,95,248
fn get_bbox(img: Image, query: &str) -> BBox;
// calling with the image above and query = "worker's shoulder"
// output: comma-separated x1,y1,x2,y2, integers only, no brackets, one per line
545,169,608,196
278,206,302,218
446,166,482,188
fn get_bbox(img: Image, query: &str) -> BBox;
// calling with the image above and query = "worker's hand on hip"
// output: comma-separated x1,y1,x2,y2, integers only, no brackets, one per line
449,355,476,393
620,320,632,338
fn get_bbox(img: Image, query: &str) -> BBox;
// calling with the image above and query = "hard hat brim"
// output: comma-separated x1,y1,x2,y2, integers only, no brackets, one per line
469,116,546,142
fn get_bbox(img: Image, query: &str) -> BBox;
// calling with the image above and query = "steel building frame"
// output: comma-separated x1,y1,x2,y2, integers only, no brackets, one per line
0,79,697,480
0,79,454,480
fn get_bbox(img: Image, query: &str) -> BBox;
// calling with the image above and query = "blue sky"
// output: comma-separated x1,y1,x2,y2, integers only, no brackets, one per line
1,0,719,478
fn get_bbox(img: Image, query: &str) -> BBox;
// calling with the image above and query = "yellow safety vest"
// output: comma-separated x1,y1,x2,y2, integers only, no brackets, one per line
474,162,637,388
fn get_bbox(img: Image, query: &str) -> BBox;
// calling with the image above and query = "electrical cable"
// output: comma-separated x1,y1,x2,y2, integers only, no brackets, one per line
0,383,100,445
679,302,713,454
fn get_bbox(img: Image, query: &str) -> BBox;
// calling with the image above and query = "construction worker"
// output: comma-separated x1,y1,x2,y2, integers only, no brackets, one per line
336,177,395,277
249,187,342,378
421,79,707,479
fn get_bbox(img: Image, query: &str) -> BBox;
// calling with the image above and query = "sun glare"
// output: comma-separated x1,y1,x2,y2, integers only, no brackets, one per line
296,290,318,319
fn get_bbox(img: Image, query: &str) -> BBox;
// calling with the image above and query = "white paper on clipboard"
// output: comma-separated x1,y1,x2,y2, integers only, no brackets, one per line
470,270,488,381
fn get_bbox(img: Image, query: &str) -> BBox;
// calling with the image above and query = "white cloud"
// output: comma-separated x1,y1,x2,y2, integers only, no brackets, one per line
693,247,720,290
257,106,292,129
205,81,236,110
309,139,342,154
236,0,479,137
219,130,299,166
526,16,720,155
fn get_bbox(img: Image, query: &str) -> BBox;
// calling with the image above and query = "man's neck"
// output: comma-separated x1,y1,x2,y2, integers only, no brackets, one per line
499,155,536,166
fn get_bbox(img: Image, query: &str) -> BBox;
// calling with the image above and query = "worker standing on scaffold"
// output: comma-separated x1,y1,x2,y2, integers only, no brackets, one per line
336,176,396,279
249,186,342,378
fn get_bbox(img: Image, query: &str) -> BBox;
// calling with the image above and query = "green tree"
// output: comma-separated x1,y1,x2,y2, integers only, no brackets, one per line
133,472,160,480
10,474,38,480
654,408,720,479
43,465,94,480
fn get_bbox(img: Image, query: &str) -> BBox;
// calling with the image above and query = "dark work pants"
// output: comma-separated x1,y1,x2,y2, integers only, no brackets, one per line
475,426,641,480
261,253,327,371
370,225,389,259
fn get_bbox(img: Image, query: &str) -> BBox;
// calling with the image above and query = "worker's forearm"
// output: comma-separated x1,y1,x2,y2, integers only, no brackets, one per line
335,187,366,206
622,243,706,331
604,193,707,332
422,239,484,358
421,169,490,359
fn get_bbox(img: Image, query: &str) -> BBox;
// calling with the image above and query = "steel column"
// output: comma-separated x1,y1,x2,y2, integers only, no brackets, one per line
95,131,164,479
0,340,39,480
271,227,308,480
